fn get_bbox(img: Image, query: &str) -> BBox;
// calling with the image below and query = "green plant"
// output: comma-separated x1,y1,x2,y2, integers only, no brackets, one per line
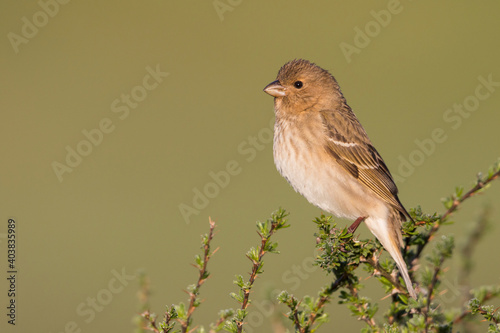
138,159,500,332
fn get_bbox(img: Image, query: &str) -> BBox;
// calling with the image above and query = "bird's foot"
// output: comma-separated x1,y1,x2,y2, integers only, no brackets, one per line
348,216,367,234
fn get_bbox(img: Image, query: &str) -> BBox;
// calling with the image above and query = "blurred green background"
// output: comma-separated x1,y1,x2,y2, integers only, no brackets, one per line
1,1,499,332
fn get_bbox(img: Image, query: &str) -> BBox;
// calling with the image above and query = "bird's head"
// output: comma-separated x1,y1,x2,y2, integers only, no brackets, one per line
263,59,344,114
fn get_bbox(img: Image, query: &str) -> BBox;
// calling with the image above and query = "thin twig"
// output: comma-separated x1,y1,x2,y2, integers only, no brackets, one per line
348,284,378,328
291,299,305,333
135,271,152,332
441,169,499,221
142,218,218,333
453,291,500,325
360,255,408,296
302,273,349,332
454,303,500,325
413,168,500,261
209,317,225,333
236,222,280,333
142,309,175,333
459,207,490,308
182,218,218,332
142,311,161,333
476,305,500,324
241,233,267,310
424,257,445,333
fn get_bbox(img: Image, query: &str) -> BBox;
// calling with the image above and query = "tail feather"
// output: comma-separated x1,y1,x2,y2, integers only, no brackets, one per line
390,242,417,299
365,214,417,299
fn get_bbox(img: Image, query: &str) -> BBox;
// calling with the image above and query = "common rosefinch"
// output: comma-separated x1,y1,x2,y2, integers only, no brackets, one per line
263,59,416,299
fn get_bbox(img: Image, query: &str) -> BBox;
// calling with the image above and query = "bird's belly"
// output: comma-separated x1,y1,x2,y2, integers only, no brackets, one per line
274,143,382,220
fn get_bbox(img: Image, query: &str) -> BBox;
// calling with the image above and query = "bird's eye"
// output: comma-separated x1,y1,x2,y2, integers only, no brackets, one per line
294,81,303,89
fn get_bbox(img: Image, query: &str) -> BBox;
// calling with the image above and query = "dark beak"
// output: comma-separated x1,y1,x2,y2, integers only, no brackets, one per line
263,80,286,97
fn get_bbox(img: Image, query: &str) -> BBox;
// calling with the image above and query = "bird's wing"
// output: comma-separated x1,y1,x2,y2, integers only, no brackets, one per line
320,109,411,220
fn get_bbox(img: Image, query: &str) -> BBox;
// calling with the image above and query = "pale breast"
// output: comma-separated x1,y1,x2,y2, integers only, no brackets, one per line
273,116,387,220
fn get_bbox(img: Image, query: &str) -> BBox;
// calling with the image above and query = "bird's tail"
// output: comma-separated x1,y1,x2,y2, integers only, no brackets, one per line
365,213,417,299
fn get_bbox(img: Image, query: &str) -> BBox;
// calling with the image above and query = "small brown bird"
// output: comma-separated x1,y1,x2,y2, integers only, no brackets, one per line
263,59,416,299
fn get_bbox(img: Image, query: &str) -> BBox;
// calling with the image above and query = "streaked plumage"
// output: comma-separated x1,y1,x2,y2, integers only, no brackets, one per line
264,59,416,299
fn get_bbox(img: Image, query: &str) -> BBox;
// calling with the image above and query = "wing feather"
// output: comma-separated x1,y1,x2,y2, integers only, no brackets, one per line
320,110,411,220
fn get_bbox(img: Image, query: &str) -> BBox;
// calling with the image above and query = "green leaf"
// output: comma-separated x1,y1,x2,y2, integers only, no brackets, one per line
174,302,187,320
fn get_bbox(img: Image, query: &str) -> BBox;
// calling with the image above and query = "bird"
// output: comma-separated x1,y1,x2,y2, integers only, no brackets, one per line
263,59,416,299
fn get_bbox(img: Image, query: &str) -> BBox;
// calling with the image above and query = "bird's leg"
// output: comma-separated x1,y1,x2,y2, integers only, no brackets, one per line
348,216,367,234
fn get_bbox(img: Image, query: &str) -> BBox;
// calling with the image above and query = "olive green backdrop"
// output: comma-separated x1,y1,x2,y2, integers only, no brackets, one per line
1,1,499,332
